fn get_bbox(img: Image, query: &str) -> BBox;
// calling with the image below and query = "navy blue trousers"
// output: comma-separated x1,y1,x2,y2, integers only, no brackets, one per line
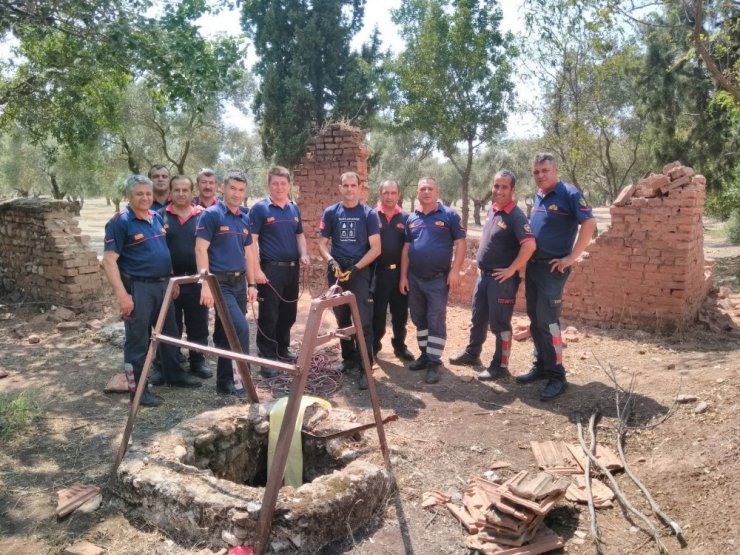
525,261,570,379
124,280,186,384
465,273,519,368
212,279,250,390
328,266,374,364
256,264,299,359
372,267,409,352
407,273,448,365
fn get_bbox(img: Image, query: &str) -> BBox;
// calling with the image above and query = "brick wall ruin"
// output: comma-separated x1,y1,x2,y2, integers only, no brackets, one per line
294,122,371,260
563,162,712,331
0,198,103,308
452,163,712,332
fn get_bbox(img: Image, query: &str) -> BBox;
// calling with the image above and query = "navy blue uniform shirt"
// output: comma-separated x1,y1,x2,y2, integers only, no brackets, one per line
376,205,408,267
477,200,534,269
104,206,172,278
405,202,466,279
249,197,303,262
195,202,253,272
530,181,593,259
320,202,380,263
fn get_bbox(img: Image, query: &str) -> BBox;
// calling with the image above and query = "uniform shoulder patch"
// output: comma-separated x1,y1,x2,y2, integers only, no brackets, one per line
266,216,276,223
434,220,446,227
497,220,508,229
294,216,299,222
579,197,590,208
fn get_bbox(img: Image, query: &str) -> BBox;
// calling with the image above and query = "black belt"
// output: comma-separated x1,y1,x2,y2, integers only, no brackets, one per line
121,274,167,283
213,271,246,283
335,258,361,268
262,260,298,267
480,268,497,276
378,263,399,270
530,258,560,264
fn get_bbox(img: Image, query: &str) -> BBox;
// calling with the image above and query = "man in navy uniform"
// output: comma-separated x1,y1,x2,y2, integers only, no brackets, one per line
400,176,467,384
194,168,220,209
517,153,596,401
195,170,259,397
318,171,381,390
102,175,202,407
250,167,310,376
449,170,536,380
149,164,170,211
160,175,212,380
372,179,414,361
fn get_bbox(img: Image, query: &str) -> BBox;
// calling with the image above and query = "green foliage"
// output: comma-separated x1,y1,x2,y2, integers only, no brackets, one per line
725,209,740,245
390,0,516,226
242,0,386,168
0,388,41,441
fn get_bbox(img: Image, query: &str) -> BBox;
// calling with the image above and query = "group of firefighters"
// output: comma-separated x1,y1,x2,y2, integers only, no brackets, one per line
102,152,595,407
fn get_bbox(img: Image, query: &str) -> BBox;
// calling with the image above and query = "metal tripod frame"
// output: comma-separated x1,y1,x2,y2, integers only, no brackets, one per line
108,272,392,555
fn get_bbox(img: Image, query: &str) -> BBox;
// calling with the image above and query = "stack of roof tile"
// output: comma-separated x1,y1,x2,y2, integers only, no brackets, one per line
439,471,569,554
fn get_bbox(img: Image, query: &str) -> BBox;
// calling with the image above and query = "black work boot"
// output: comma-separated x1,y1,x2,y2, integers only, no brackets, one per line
424,365,440,384
515,365,548,384
409,352,428,371
130,386,163,407
540,377,568,401
449,351,482,367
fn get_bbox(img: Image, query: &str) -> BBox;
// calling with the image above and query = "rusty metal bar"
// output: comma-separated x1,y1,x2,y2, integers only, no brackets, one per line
303,414,399,440
108,274,178,487
152,334,298,375
253,290,393,555
207,273,259,403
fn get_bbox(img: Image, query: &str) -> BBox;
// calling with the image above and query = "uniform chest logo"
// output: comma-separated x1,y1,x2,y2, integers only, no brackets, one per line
266,217,276,223
134,233,144,240
497,220,508,230
396,223,404,229
548,204,558,211
579,198,590,208
434,221,446,227
220,226,229,231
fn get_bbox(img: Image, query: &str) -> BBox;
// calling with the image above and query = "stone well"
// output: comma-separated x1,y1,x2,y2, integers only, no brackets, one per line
113,404,395,553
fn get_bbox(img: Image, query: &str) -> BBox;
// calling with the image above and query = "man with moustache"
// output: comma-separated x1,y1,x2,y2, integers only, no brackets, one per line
449,170,536,380
194,167,220,208
517,153,596,401
102,175,202,407
399,176,466,384
372,179,414,361
160,175,212,380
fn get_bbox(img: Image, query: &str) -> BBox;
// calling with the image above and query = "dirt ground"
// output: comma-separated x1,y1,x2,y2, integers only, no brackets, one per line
1,203,739,555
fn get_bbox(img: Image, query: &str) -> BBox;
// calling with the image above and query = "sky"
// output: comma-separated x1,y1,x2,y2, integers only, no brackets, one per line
198,0,540,138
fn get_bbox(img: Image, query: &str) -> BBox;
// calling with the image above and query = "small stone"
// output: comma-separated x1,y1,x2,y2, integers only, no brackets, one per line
716,378,725,384
233,525,249,540
28,334,41,344
574,530,587,539
676,394,698,403
470,444,486,454
459,375,474,383
57,320,84,331
629,526,640,534
638,350,646,355
221,530,238,546
482,471,500,483
693,402,708,414
0,369,8,379
86,319,104,330
173,445,187,459
52,306,76,321
666,363,676,370
231,510,250,527
637,457,646,463
269,539,291,552
254,421,270,434
501,420,510,426
62,541,105,555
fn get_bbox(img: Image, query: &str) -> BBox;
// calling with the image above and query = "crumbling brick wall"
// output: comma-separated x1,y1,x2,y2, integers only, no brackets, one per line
450,162,713,332
0,198,103,308
563,162,713,331
294,122,371,261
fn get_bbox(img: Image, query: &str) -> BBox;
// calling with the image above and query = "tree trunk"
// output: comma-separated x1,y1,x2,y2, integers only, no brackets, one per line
49,173,65,199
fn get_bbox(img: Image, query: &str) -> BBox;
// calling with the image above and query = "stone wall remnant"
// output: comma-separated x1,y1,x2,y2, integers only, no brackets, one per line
0,198,103,308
